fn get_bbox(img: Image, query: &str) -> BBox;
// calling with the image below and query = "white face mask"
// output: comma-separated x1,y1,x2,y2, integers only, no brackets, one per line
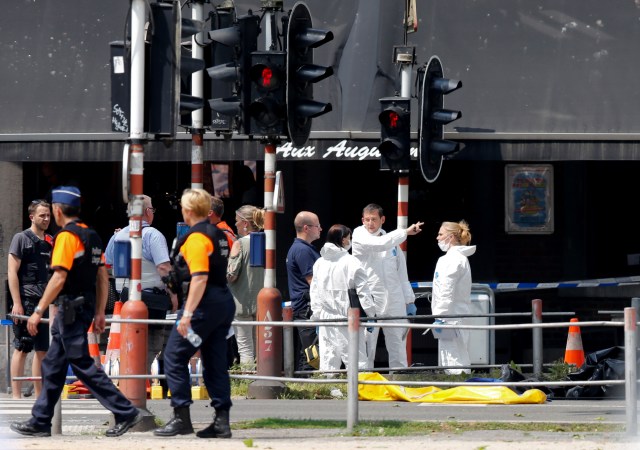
343,241,352,251
438,236,451,252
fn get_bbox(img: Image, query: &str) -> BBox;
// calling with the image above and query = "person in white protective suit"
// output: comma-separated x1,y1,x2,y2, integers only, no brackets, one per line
431,220,476,375
352,204,423,370
310,225,377,372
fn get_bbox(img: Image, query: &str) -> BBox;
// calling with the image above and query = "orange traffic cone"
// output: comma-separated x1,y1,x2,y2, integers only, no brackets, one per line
564,318,585,368
87,322,102,368
104,300,123,385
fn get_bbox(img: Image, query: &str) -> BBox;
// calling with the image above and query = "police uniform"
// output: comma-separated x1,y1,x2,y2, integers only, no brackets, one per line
157,219,234,436
29,221,138,431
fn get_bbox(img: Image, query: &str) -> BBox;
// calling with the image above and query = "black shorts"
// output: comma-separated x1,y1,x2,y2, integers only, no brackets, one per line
12,297,50,353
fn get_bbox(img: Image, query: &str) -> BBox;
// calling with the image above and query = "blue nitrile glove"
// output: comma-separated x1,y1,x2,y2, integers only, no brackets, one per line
366,315,376,333
406,303,417,316
433,318,444,337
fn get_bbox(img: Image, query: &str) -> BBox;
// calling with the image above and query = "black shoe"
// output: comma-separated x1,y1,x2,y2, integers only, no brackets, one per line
10,421,51,437
196,410,231,439
154,407,194,436
106,411,143,437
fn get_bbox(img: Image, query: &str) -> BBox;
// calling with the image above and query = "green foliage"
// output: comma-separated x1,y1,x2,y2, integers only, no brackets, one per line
278,381,346,400
231,378,252,397
508,360,522,372
543,358,574,381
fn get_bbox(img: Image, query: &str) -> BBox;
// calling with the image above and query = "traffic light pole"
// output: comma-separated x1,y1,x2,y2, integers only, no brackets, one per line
248,4,285,400
398,47,414,366
190,1,206,188
120,0,151,424
397,50,413,252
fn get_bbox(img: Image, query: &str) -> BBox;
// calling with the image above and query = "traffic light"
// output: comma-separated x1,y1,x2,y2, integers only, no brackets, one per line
378,97,411,172
147,1,204,137
207,13,260,135
419,55,462,183
248,51,287,137
204,6,234,132
286,3,334,147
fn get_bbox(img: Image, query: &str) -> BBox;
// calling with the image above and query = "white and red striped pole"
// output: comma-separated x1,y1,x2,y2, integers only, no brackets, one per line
190,2,205,189
248,142,285,399
397,174,412,365
191,133,204,189
263,142,277,288
397,175,409,254
119,0,148,409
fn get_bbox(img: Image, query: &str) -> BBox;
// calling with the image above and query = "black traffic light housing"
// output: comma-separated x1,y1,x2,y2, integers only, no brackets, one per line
419,55,462,183
378,97,411,172
207,13,260,135
286,3,334,147
248,51,287,137
147,1,204,137
203,5,235,132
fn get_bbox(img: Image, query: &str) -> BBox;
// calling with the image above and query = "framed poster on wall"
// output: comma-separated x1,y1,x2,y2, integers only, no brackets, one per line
505,164,554,234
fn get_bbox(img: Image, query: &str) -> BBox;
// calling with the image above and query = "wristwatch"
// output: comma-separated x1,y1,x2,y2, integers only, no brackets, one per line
34,305,43,315
182,310,193,318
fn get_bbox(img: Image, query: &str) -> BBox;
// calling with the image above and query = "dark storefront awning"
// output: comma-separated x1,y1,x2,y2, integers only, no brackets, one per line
3,132,640,162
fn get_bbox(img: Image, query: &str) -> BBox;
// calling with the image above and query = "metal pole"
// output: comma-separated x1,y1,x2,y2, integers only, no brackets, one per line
632,297,640,350
119,0,148,410
532,299,543,377
346,307,360,432
624,307,637,436
191,1,205,188
50,304,61,435
282,306,294,378
398,49,413,365
4,320,10,394
263,143,277,288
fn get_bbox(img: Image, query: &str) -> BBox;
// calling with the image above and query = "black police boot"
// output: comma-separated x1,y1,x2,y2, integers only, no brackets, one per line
196,409,232,439
153,406,194,436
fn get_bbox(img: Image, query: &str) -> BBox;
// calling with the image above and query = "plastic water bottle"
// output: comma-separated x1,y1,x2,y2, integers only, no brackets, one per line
176,320,202,347
186,327,202,347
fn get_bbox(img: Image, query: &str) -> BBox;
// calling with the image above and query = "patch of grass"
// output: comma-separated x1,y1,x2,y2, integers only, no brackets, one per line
232,418,624,436
277,381,346,400
231,378,252,397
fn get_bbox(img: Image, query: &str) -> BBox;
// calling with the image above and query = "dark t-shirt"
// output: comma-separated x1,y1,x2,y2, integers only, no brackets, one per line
286,238,320,313
9,230,52,298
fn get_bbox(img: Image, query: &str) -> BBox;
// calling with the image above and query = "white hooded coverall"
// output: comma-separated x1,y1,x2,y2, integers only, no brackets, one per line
352,226,415,369
310,243,376,371
431,244,476,374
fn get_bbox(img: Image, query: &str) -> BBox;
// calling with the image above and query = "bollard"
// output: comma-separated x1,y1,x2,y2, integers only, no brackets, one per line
282,305,294,378
531,299,543,377
346,307,360,432
248,287,284,399
624,307,637,436
49,304,62,435
119,298,148,408
632,297,640,350
2,319,12,396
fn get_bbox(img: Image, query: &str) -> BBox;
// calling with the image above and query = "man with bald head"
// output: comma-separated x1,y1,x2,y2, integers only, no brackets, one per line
286,211,322,374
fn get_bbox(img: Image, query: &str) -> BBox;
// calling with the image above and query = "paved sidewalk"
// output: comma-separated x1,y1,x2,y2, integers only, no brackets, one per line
3,428,639,450
2,394,639,449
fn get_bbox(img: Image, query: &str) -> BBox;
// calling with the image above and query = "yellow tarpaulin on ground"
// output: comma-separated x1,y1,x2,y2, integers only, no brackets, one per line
358,372,547,404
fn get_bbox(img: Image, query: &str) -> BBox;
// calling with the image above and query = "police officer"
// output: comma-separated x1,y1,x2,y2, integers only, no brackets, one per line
10,186,141,438
154,188,235,438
